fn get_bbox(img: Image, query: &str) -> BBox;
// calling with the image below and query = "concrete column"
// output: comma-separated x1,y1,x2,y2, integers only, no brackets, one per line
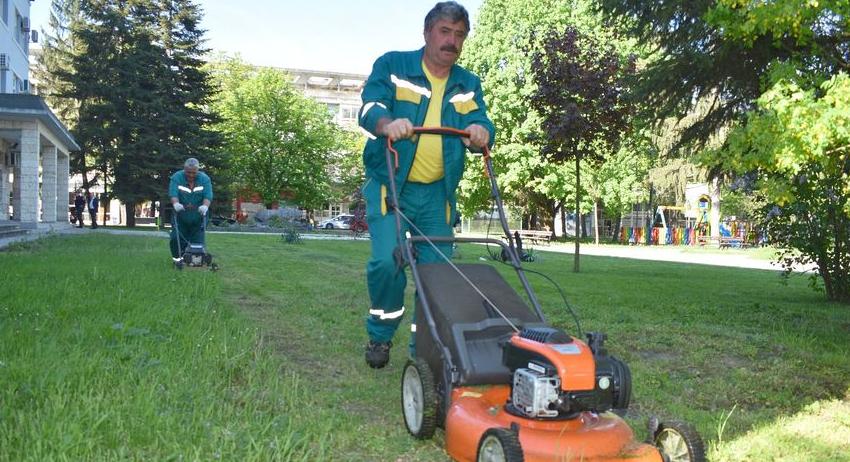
0,165,6,219
12,162,20,220
18,128,40,226
41,145,58,222
56,150,70,223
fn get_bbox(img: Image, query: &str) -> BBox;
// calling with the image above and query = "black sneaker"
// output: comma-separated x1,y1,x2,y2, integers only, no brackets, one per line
365,340,392,369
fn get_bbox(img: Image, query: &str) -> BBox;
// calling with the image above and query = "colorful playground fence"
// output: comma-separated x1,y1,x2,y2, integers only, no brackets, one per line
619,227,703,245
619,223,755,246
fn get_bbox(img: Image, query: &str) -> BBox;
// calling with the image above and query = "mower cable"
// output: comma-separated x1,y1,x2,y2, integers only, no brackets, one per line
481,210,584,337
517,268,584,338
395,206,521,333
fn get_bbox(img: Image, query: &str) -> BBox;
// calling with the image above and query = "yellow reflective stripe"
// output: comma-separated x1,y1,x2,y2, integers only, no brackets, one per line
396,87,422,104
177,185,192,193
192,186,204,192
452,99,479,115
381,185,387,216
391,74,431,98
446,201,451,225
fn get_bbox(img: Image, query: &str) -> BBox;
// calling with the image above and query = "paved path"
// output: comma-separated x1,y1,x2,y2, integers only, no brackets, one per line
534,241,786,271
2,226,808,273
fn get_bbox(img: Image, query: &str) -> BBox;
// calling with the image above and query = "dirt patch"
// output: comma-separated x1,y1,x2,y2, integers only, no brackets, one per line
637,349,682,362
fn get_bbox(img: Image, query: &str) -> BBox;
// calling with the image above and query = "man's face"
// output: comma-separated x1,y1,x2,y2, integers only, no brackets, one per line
184,166,198,182
424,18,468,69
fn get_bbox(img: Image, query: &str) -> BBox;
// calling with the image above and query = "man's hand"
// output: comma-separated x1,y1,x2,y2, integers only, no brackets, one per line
198,205,208,216
462,124,490,150
173,202,184,213
378,118,414,142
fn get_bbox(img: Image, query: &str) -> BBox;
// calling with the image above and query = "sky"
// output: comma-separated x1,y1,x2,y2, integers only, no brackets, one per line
29,0,485,75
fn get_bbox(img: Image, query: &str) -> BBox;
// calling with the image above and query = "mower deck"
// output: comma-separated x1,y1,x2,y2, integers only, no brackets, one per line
446,385,662,462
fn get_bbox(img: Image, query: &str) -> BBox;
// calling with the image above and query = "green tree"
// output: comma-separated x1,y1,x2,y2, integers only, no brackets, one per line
149,0,227,219
461,0,642,239
35,0,95,196
530,26,635,271
595,134,652,242
209,57,341,209
49,0,221,226
708,71,850,303
35,0,82,128
459,0,581,228
598,0,849,148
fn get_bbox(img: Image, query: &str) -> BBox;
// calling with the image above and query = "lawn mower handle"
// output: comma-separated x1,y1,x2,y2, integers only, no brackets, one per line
383,126,546,321
385,126,491,169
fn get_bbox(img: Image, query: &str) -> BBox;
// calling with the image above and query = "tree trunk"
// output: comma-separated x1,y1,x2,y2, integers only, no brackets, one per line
646,185,655,245
102,176,108,227
158,196,167,230
551,200,559,240
561,198,567,238
593,200,599,245
125,202,136,227
612,214,622,243
574,154,581,273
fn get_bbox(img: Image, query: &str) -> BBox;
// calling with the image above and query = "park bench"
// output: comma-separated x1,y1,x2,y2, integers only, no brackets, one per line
696,235,719,247
719,236,753,249
514,229,553,246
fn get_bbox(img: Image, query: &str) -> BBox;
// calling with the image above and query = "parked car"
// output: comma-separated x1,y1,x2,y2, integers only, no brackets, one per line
319,214,354,230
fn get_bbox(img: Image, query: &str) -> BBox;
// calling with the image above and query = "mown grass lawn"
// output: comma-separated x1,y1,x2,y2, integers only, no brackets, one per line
1,233,848,461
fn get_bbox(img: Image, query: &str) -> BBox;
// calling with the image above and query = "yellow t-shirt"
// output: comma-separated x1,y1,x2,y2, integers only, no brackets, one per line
408,62,447,183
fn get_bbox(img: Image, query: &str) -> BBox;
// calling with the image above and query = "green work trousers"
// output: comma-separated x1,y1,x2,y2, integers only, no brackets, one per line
365,180,455,347
170,210,205,258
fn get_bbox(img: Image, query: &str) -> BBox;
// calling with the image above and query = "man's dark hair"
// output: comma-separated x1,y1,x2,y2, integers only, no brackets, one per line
424,1,469,34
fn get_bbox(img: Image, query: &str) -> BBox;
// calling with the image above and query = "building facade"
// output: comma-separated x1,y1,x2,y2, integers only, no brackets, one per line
0,0,79,230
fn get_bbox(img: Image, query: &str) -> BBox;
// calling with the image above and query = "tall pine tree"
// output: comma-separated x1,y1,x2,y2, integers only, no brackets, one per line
46,0,222,226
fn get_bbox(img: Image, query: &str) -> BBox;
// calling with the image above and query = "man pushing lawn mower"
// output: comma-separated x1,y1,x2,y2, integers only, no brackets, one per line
169,158,214,269
359,1,494,369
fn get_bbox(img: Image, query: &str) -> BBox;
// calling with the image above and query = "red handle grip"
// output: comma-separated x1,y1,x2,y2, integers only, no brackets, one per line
385,126,491,171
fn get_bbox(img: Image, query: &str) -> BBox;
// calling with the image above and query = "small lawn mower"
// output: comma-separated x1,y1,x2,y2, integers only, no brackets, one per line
385,128,705,462
172,207,218,271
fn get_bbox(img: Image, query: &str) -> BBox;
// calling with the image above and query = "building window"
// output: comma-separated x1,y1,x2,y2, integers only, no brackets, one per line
340,106,358,124
326,103,339,118
1,0,7,24
12,74,21,94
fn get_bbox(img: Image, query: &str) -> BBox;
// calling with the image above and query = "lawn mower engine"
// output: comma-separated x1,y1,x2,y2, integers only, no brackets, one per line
182,244,211,267
503,327,631,419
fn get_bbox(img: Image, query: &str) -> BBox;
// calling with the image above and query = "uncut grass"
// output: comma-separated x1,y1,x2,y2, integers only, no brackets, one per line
3,234,849,461
210,234,849,461
0,235,328,461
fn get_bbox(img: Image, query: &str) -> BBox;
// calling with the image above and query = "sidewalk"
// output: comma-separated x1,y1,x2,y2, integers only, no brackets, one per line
2,226,806,273
535,241,785,271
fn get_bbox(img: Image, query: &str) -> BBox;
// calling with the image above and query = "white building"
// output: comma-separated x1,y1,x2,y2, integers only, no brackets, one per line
0,0,79,233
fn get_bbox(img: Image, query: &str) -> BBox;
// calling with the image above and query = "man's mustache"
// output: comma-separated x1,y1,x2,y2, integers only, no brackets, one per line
441,45,459,53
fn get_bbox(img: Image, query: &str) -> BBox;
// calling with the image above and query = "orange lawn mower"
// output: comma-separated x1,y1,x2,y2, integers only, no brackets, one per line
384,127,706,462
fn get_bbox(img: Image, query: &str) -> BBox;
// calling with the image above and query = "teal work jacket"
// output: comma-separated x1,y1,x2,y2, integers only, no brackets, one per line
358,48,495,209
169,170,213,208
